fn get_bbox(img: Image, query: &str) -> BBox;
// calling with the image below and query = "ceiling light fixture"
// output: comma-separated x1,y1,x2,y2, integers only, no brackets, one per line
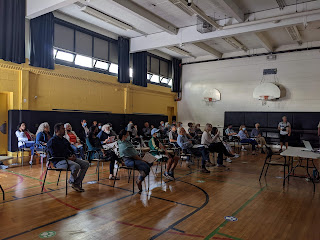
285,25,302,45
168,0,194,16
222,37,248,51
167,46,194,57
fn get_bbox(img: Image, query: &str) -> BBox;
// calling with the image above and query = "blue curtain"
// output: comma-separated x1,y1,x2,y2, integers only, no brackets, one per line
0,0,26,64
133,51,147,87
172,58,182,93
118,37,130,83
30,13,55,69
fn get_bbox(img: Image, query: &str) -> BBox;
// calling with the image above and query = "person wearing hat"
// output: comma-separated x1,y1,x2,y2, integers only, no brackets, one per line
149,128,179,180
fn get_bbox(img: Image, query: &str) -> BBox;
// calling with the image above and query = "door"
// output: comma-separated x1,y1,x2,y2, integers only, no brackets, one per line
0,93,8,154
167,107,174,124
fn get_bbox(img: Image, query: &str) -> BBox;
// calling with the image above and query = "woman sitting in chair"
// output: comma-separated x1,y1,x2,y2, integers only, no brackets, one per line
36,122,51,146
87,126,119,180
15,122,36,164
64,123,85,159
238,125,258,155
149,128,179,180
118,129,152,193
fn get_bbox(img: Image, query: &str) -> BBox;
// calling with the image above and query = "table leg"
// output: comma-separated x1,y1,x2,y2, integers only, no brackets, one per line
306,159,315,192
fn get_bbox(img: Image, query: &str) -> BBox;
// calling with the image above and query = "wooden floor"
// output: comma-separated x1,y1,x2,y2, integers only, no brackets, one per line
1,150,320,240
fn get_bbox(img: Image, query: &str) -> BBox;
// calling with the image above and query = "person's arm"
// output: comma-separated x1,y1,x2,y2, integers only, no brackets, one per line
278,123,281,131
250,130,255,138
73,131,81,144
212,132,220,142
288,123,291,136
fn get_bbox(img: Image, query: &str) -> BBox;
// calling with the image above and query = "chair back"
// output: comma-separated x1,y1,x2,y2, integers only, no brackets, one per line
265,146,273,159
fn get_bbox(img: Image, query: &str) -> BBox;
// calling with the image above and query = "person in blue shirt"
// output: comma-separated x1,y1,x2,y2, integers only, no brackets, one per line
36,122,51,145
177,127,210,173
250,123,266,153
238,125,258,155
118,129,151,193
47,123,89,192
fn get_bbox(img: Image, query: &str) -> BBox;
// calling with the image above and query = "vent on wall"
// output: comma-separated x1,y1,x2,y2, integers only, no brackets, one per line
197,17,213,34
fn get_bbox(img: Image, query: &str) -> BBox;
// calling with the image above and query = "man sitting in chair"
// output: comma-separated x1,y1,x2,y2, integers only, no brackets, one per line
47,123,89,192
149,128,179,180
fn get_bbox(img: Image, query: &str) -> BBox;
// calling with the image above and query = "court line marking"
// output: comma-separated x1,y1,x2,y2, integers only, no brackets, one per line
2,170,53,183
217,232,243,240
204,186,266,240
0,172,24,190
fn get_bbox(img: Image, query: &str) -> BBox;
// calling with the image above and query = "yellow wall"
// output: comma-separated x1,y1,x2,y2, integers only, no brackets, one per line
0,59,177,116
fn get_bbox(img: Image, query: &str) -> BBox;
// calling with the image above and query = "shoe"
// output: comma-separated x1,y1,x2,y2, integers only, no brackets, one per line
72,184,84,192
217,164,226,167
164,172,174,180
201,167,210,173
232,154,240,158
241,148,247,151
168,171,175,180
226,158,232,163
29,160,33,165
136,180,142,193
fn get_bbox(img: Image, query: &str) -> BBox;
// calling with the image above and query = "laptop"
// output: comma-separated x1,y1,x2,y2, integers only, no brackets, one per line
302,140,318,152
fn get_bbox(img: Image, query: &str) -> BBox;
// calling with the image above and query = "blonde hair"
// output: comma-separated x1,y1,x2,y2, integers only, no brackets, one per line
102,124,110,132
204,123,212,132
239,125,246,131
36,122,50,136
64,123,72,130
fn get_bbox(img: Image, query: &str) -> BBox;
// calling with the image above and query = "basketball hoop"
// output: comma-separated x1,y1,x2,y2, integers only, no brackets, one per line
203,97,216,106
259,95,270,106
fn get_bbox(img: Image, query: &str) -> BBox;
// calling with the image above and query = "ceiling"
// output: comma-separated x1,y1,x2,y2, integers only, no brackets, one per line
28,0,320,60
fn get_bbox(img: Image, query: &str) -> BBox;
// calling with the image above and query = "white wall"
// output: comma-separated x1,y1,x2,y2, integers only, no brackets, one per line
178,50,320,127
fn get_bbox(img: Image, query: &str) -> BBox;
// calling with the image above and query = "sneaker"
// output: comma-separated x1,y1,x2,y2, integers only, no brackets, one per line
241,148,247,151
232,154,240,159
72,184,84,192
168,171,175,180
163,172,174,180
217,164,226,167
226,158,232,163
201,167,210,173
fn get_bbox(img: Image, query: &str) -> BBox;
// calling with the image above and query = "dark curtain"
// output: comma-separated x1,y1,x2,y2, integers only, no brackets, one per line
133,51,147,87
30,13,55,69
118,37,130,83
0,0,26,64
172,58,182,93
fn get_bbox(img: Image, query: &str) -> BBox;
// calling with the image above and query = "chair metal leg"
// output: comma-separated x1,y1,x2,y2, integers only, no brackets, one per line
132,166,135,194
97,161,100,182
66,171,68,195
128,169,132,183
0,184,5,200
264,161,271,177
57,172,61,186
41,169,48,193
21,149,24,166
259,161,267,181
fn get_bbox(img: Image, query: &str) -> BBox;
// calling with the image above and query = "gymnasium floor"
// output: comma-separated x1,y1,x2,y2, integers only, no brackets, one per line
0,152,319,240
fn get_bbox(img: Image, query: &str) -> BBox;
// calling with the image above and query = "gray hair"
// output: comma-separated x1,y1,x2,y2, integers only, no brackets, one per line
177,127,184,135
204,123,212,132
102,124,110,132
36,122,50,136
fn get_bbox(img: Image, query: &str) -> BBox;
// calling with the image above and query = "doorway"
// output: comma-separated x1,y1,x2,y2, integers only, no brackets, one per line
0,93,8,154
167,106,174,124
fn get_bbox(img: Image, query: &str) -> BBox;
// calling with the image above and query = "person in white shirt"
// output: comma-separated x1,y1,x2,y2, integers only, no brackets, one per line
278,116,291,151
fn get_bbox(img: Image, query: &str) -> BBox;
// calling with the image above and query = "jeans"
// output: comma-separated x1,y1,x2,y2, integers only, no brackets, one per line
70,144,85,159
20,141,35,155
124,158,150,181
208,142,232,165
184,147,209,167
55,158,89,186
240,139,258,150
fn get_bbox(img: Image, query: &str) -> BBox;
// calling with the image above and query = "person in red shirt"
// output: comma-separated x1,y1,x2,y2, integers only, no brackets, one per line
64,123,85,159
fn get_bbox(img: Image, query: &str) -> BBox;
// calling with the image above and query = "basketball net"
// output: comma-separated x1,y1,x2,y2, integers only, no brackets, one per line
260,95,269,106
203,97,215,106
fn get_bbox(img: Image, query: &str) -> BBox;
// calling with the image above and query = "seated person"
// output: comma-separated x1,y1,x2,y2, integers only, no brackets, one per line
132,125,139,138
64,123,85,159
142,122,151,138
225,124,238,141
201,124,236,167
106,123,117,136
97,123,103,130
149,128,179,180
212,127,239,158
238,125,258,155
78,119,89,143
168,125,179,147
188,122,196,138
47,123,89,192
97,124,116,143
250,123,266,153
87,126,119,180
194,124,203,135
36,122,51,146
118,129,151,193
126,121,134,136
15,122,36,164
92,121,98,127
177,127,210,173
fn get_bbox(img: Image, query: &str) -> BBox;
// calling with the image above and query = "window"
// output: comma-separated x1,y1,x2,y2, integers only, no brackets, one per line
147,53,172,88
56,50,75,62
129,68,133,78
75,54,93,68
53,19,118,76
150,74,160,83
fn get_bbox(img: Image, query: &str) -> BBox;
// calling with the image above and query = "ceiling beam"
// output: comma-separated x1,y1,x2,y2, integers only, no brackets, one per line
112,0,179,35
214,0,244,23
193,42,222,58
285,25,302,45
255,32,274,52
27,0,78,19
130,8,320,52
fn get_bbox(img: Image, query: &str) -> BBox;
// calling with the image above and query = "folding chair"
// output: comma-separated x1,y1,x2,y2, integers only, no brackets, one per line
0,184,4,200
41,156,71,195
30,143,47,169
259,146,289,185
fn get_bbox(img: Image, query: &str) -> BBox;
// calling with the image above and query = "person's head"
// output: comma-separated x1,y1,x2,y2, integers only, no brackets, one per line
160,121,164,126
282,116,287,122
171,125,177,132
89,125,99,137
144,122,149,128
102,124,111,133
107,123,113,130
151,128,160,138
92,121,97,126
188,122,193,128
228,124,233,129
177,127,186,135
239,125,246,131
255,123,260,129
98,123,102,130
165,122,170,128
54,123,65,137
18,122,26,131
119,129,129,141
64,123,72,132
204,123,212,132
195,124,200,129
151,125,155,129
212,127,218,135
134,124,138,129
129,121,133,124
178,122,183,127
81,119,87,127
37,122,50,135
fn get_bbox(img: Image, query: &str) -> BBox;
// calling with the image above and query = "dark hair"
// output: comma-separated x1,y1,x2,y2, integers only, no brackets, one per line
212,127,218,135
54,123,64,133
119,129,128,140
227,124,232,127
17,122,26,130
188,122,193,127
81,119,86,123
88,125,98,139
